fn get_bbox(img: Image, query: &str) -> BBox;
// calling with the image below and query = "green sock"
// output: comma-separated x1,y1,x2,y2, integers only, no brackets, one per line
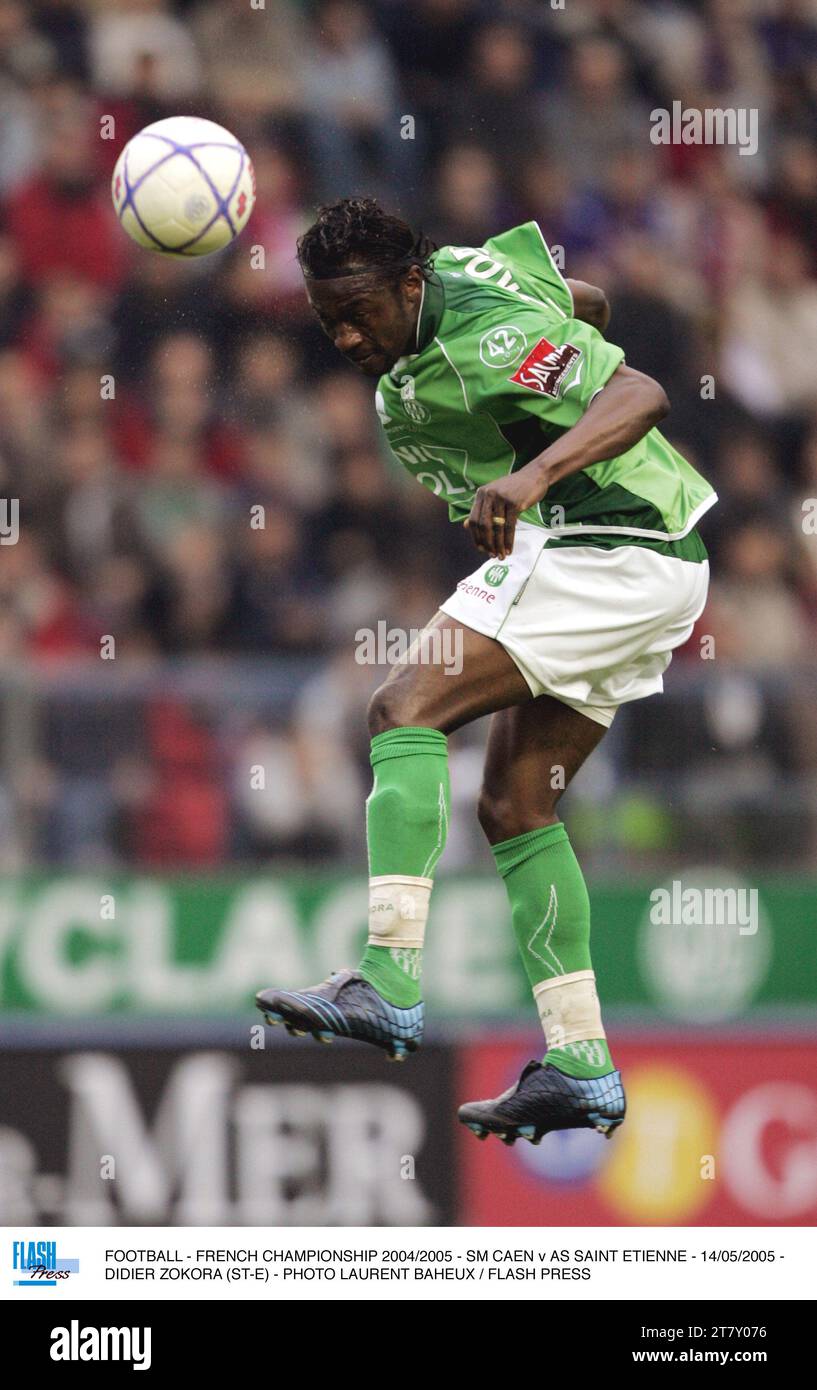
542,1038,614,1078
492,823,614,1079
358,726,449,1007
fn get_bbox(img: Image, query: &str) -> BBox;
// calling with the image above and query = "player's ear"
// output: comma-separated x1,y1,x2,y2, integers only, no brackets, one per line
401,265,425,306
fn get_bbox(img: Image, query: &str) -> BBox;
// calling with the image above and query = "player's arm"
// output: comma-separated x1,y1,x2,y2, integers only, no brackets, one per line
532,363,668,486
466,364,668,558
565,278,611,333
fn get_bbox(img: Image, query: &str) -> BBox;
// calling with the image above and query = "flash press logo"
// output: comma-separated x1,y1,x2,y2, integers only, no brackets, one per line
50,1321,152,1372
12,1238,79,1287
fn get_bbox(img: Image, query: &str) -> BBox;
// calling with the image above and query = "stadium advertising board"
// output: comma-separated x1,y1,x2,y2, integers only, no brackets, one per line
0,1042,456,1227
458,1037,817,1227
0,873,813,1019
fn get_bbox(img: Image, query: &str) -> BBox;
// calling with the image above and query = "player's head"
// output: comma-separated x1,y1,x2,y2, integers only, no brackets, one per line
297,197,436,376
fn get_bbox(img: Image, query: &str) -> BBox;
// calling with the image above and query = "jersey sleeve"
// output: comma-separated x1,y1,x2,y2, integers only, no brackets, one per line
458,309,625,427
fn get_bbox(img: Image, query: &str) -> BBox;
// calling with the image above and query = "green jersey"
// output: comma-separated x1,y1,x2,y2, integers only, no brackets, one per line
375,222,716,559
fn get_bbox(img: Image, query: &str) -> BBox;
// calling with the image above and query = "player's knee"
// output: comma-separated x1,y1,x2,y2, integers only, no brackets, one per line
367,678,425,737
477,786,558,845
477,787,518,843
366,664,444,739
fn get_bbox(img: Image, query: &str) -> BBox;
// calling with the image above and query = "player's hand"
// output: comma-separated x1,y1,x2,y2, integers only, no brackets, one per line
464,467,548,559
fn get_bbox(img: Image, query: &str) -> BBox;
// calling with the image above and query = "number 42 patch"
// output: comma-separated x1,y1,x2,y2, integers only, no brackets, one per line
509,337,582,397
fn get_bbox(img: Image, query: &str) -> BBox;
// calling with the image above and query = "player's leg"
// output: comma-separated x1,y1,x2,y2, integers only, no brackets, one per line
256,614,531,1058
480,694,612,1075
459,696,626,1142
357,612,531,1006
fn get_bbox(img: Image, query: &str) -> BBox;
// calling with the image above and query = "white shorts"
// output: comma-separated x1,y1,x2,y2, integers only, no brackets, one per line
439,522,709,726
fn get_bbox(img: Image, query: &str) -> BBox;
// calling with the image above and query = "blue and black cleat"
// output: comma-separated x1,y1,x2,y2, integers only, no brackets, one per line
458,1060,626,1145
255,968,424,1062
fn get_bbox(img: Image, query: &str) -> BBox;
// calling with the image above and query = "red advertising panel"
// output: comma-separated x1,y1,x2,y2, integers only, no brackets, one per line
457,1036,817,1226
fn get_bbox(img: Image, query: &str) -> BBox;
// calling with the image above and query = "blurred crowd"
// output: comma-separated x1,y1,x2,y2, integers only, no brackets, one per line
0,0,816,869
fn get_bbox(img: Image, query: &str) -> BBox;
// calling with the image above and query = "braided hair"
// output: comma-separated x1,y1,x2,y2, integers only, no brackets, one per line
297,197,436,283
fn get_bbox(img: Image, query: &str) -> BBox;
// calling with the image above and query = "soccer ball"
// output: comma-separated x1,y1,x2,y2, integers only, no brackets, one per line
112,116,255,257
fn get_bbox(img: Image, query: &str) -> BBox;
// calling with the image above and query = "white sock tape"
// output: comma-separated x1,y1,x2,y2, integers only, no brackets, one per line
532,970,606,1048
368,875,433,950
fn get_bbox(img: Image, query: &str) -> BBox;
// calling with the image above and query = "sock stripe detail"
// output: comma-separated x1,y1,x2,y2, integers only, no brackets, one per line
526,883,565,978
421,781,448,879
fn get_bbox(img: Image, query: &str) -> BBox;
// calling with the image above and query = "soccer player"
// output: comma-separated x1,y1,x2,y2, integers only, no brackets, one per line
256,197,716,1145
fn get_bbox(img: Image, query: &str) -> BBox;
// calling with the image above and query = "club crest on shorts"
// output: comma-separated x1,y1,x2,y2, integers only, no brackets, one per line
509,337,582,397
485,563,509,586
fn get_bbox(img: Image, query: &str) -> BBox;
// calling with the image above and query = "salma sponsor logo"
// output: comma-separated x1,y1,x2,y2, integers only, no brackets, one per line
50,1321,152,1371
12,1238,79,1287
